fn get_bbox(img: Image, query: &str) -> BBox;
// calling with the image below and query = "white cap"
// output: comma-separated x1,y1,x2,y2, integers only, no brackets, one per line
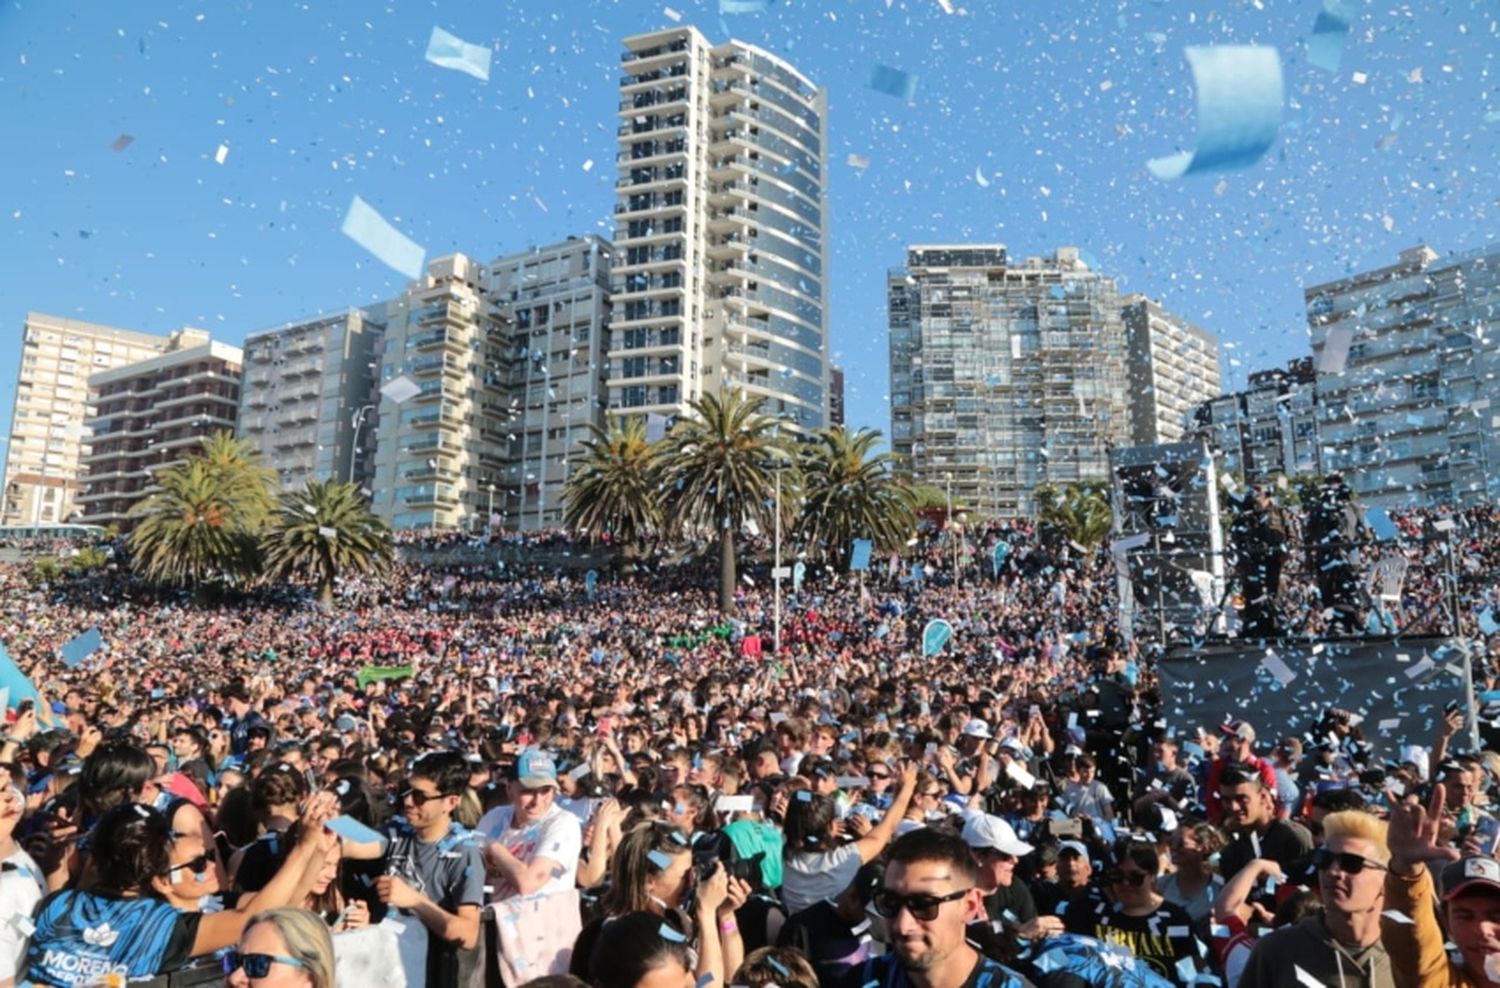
962,718,993,739
960,813,1034,857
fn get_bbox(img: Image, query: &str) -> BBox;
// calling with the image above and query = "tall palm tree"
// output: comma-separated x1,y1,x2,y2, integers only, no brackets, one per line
198,430,277,529
127,458,262,588
563,416,663,555
659,390,792,615
261,479,392,605
796,426,916,570
1034,480,1114,548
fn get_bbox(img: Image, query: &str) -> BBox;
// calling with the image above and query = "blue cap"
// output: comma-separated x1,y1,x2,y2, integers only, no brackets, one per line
515,748,558,788
334,715,359,732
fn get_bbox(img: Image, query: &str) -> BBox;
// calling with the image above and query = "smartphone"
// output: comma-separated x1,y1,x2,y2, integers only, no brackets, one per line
17,700,33,717
1052,818,1083,838
1476,815,1500,855
1029,705,1041,719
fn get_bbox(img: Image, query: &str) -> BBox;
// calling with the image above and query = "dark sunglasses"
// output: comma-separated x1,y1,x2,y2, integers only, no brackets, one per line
401,787,444,806
872,887,970,921
1106,870,1151,888
222,952,305,979
868,771,893,780
1310,847,1387,875
168,852,215,876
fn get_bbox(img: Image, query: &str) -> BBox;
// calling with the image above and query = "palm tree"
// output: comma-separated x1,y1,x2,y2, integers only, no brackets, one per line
127,458,262,588
261,479,392,605
658,390,792,615
198,430,277,529
563,416,663,555
1033,480,1114,548
796,426,916,570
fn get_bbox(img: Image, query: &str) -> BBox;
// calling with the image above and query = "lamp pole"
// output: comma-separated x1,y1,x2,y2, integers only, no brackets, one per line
774,467,782,656
347,404,374,486
487,483,495,527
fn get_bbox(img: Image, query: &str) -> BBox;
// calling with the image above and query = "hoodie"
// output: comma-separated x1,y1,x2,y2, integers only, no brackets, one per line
1237,916,1394,988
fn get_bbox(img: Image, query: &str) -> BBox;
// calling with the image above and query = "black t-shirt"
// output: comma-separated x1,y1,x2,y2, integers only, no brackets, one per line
1066,897,1200,988
1218,818,1314,884
777,899,875,988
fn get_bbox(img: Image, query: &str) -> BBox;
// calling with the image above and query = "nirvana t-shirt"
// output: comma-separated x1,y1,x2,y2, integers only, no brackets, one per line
25,890,200,987
1067,897,1200,987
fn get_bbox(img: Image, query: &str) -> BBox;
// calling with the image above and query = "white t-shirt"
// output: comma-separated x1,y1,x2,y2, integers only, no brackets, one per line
0,846,45,981
475,803,582,900
781,842,861,917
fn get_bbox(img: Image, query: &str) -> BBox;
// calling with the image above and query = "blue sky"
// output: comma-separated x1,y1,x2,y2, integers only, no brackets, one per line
1,0,1496,453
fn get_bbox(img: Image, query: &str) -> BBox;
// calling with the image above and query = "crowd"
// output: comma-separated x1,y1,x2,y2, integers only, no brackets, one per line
0,496,1497,988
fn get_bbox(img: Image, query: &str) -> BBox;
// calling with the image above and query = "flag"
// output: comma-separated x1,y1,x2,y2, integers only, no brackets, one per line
356,665,415,690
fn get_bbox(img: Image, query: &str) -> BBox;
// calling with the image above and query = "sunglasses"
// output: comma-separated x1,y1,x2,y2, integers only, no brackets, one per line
1310,847,1387,875
401,788,445,806
872,888,970,921
868,771,893,780
168,852,216,876
1106,870,1151,888
222,952,305,979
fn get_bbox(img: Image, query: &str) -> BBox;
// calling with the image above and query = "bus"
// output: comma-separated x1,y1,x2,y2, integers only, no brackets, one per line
0,523,108,542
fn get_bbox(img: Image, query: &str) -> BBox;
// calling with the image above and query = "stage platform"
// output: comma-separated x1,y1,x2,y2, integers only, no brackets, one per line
1158,635,1470,760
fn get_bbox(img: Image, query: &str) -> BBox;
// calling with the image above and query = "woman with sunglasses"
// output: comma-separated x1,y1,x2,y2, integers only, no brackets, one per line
159,797,228,913
224,907,335,988
23,793,338,986
1066,839,1200,987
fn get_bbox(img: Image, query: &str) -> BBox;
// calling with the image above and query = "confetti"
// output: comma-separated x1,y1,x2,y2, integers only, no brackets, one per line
341,195,425,279
424,26,492,83
868,64,918,101
214,143,228,164
1306,0,1356,73
1148,46,1284,180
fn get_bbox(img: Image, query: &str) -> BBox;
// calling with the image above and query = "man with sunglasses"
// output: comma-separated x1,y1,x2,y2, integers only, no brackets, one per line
371,751,485,988
1239,810,1395,988
843,829,1033,988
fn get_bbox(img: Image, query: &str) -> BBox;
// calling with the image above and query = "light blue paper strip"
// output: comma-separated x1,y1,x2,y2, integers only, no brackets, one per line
868,64,918,101
1148,46,1284,180
341,196,425,280
425,27,492,83
326,815,388,846
849,538,873,572
60,627,103,668
720,0,769,12
1366,508,1399,542
1306,0,1356,73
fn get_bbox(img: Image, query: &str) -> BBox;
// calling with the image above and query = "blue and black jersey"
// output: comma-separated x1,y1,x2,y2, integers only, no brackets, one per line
843,950,1035,988
24,889,199,987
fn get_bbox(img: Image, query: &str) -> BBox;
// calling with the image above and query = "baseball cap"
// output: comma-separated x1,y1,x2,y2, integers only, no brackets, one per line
1057,840,1090,860
960,813,1034,857
962,719,993,740
1221,720,1256,743
334,714,359,732
1441,856,1500,900
515,748,558,789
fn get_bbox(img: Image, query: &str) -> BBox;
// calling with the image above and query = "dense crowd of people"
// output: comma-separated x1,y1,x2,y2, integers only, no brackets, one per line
0,493,1497,988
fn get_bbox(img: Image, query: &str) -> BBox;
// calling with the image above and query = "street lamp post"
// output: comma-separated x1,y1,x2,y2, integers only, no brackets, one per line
347,404,374,486
774,467,782,656
486,482,496,533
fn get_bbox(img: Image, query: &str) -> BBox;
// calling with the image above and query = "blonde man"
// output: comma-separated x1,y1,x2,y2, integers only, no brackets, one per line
1239,810,1397,988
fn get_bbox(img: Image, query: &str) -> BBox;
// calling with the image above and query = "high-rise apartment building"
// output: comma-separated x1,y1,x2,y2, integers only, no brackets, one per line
1120,295,1222,447
829,365,845,427
369,254,507,531
2,313,174,526
889,245,1133,518
1190,357,1321,483
1305,244,1500,507
488,236,613,531
77,333,242,531
237,307,384,492
611,26,828,430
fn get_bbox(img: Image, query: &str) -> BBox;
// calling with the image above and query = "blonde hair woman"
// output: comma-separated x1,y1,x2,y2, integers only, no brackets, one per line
224,908,335,988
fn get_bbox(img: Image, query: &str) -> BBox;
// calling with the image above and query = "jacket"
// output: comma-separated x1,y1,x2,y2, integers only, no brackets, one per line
1238,915,1394,988
1383,866,1482,988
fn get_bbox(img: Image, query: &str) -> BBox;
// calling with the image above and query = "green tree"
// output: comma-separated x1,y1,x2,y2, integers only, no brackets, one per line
659,390,792,615
562,416,663,555
198,430,277,529
1033,480,1114,548
127,458,263,589
796,426,916,569
261,479,392,606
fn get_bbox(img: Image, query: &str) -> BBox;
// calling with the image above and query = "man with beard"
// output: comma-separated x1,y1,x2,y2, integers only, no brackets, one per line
843,829,1034,988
